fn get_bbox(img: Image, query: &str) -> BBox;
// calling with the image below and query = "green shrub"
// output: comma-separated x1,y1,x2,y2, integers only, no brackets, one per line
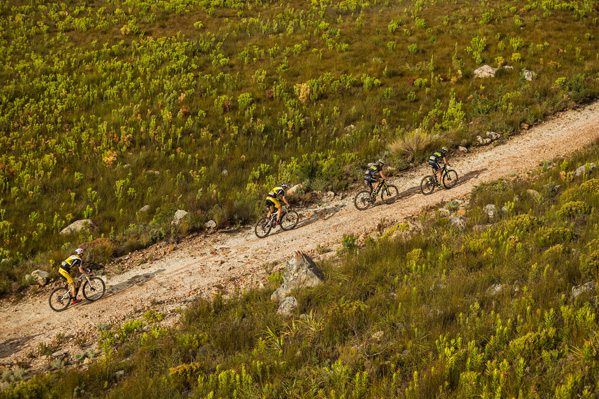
536,227,574,247
558,201,591,218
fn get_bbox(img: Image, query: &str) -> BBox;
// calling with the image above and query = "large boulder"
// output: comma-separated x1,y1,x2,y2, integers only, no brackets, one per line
171,210,189,226
287,184,305,196
271,252,325,302
523,70,535,81
277,296,298,316
28,270,49,286
474,65,497,79
59,219,95,236
572,282,595,299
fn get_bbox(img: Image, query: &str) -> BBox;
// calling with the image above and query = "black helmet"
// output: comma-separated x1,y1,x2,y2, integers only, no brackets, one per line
441,147,448,153
377,159,385,165
281,182,289,189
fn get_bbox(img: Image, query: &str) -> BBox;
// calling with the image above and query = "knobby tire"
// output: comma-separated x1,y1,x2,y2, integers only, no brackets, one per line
49,287,70,312
420,176,436,195
255,217,272,238
354,190,373,210
382,184,400,204
82,277,106,301
443,169,459,189
280,210,299,231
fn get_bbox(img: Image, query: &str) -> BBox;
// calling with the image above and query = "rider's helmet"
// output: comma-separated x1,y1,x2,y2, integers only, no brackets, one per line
441,147,448,154
281,182,289,189
377,159,385,165
75,248,84,256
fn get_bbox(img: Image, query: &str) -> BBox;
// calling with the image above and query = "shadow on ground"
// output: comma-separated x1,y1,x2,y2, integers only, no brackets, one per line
104,268,166,298
0,334,41,359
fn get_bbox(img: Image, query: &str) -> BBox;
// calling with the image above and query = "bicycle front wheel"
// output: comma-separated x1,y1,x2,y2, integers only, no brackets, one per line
354,191,373,210
255,217,272,238
420,176,436,195
280,210,299,231
443,170,459,189
49,287,71,312
82,277,106,301
382,184,400,204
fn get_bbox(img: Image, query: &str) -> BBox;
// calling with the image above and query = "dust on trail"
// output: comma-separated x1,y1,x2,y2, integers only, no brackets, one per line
1,102,599,368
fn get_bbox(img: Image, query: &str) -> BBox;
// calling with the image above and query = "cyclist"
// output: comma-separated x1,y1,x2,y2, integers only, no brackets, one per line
429,147,450,187
59,248,90,305
265,182,291,225
364,159,387,195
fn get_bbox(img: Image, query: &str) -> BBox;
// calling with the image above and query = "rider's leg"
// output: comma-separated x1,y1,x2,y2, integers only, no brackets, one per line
69,283,76,298
276,206,282,222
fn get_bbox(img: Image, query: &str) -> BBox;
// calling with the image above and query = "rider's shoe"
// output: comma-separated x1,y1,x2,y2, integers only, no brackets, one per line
71,298,82,305
275,219,280,225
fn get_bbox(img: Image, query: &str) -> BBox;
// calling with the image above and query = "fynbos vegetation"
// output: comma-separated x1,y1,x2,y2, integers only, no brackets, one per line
5,142,599,398
2,0,599,294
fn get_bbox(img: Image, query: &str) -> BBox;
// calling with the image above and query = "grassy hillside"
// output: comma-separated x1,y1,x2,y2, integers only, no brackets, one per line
4,143,599,398
2,0,599,292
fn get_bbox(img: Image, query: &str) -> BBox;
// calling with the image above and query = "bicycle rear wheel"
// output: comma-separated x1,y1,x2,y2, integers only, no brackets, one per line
280,210,299,231
443,169,459,189
82,277,106,301
382,184,400,204
354,191,373,210
49,287,71,312
420,176,436,195
255,217,272,238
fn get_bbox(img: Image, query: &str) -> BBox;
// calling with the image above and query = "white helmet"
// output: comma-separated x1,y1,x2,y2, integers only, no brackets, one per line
75,248,84,255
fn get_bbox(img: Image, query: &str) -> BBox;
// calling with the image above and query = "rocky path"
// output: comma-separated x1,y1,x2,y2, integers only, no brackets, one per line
1,102,599,371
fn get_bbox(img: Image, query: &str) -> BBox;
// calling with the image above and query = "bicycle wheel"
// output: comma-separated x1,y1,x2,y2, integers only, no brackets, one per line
49,287,71,312
354,191,373,210
280,210,299,230
443,169,459,189
382,184,400,204
82,277,106,301
420,176,436,195
255,217,272,238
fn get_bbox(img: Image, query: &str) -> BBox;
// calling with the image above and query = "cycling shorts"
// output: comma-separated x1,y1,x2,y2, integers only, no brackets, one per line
265,197,281,209
59,267,74,284
429,161,441,171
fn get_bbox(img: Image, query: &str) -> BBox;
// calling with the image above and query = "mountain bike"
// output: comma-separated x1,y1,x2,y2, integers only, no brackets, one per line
354,179,400,210
420,164,459,195
255,205,299,238
48,268,106,312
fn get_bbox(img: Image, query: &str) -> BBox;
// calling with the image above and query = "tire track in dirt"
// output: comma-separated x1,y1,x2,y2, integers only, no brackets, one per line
1,102,599,367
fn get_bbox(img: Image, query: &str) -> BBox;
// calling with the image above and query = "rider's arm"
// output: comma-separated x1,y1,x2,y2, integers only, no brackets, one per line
282,195,290,206
443,157,449,165
380,171,387,180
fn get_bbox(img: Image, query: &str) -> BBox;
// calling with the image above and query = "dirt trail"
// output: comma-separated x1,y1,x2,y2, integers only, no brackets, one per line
2,102,599,368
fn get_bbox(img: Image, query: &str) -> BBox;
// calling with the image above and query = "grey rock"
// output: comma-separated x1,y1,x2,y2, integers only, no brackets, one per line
572,282,595,299
30,270,49,286
146,170,160,175
344,124,356,132
501,206,509,213
1,258,8,264
438,208,451,216
287,184,304,196
324,191,335,201
138,205,150,213
487,284,504,296
449,216,466,229
483,204,496,218
222,169,228,176
458,146,468,153
115,370,125,379
502,65,515,71
271,252,325,302
59,219,95,236
83,357,92,365
575,163,596,177
477,135,492,145
474,65,498,79
277,296,298,315
526,189,541,202
523,70,535,81
486,131,501,141
204,220,217,229
171,210,189,226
